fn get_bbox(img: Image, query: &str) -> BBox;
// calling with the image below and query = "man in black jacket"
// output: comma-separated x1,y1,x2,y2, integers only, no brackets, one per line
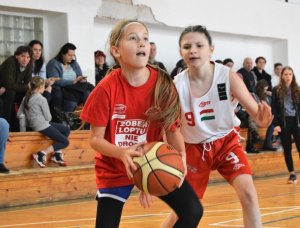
0,46,32,131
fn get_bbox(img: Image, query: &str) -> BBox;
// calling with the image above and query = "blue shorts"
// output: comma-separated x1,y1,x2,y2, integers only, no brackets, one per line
97,185,134,203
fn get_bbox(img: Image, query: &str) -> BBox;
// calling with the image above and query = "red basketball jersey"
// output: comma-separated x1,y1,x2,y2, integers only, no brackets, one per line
81,66,164,189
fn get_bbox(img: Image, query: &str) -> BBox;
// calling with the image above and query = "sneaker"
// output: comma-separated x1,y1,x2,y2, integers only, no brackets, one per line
0,163,10,174
287,174,297,184
51,152,67,166
33,151,46,168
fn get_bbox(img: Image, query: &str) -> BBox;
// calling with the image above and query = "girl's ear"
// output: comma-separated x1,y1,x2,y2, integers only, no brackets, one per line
110,46,120,59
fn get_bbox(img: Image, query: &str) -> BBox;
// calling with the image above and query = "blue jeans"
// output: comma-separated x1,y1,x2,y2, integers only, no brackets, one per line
0,118,9,163
39,122,70,151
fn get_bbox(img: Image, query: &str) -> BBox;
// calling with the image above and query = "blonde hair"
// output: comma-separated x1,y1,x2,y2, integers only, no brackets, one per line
108,20,181,133
24,76,45,109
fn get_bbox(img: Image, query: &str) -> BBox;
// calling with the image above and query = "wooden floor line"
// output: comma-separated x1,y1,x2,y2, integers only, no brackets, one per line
263,215,300,225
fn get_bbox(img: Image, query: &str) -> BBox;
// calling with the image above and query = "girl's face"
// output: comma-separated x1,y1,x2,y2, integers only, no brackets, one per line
179,32,213,68
95,55,105,66
38,83,45,94
32,44,42,61
112,22,150,69
281,69,294,87
256,58,266,70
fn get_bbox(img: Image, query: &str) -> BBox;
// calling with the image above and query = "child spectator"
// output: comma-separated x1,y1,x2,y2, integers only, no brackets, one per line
17,77,70,167
94,50,109,85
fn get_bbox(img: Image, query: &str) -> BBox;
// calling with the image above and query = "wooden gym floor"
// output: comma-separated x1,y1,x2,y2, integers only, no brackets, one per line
0,174,299,228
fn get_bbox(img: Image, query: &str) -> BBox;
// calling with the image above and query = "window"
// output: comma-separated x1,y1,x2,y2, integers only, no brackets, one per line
0,14,43,64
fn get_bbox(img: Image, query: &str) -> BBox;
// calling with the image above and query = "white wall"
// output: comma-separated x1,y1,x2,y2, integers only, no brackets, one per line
1,0,300,83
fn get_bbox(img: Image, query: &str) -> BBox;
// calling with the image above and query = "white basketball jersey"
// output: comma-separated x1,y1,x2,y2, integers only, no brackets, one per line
174,63,240,143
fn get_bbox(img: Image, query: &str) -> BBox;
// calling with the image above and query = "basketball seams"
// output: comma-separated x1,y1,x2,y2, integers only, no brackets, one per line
131,142,184,196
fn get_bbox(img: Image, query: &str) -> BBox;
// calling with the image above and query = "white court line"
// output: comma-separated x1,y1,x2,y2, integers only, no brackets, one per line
210,206,300,227
0,206,299,227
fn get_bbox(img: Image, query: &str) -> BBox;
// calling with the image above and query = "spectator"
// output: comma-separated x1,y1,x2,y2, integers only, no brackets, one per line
272,66,300,184
170,59,186,79
223,58,234,69
0,118,10,173
272,63,283,87
17,77,70,168
46,43,91,112
148,42,167,72
28,40,55,103
94,50,109,85
0,45,33,131
215,59,223,64
252,56,272,89
256,79,276,151
237,57,260,153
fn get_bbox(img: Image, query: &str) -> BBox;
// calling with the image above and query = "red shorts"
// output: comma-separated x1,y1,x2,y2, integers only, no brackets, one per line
185,129,252,199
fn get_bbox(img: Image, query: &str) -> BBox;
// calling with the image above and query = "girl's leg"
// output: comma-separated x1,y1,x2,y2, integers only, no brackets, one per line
96,197,124,228
159,180,203,228
40,123,70,151
280,119,293,172
232,174,262,228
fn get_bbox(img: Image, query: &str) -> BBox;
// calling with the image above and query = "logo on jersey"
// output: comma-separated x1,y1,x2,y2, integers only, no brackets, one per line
115,119,148,147
199,101,211,108
200,108,215,121
112,104,126,120
217,83,228,101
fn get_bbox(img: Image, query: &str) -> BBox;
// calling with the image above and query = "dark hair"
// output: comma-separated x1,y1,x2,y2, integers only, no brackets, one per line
179,25,212,47
274,63,282,69
24,76,45,109
215,59,223,64
256,79,269,101
28,40,44,75
55,42,77,63
150,42,155,45
223,58,234,65
14,45,33,58
276,66,300,105
255,56,266,64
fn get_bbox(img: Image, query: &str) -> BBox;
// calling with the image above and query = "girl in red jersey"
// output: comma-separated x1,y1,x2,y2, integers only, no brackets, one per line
165,25,273,228
80,20,203,228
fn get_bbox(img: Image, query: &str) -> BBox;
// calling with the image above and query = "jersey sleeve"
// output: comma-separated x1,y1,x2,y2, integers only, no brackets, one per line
80,85,110,126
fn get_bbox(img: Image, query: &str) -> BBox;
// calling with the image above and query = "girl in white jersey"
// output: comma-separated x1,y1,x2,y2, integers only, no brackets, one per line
163,25,272,228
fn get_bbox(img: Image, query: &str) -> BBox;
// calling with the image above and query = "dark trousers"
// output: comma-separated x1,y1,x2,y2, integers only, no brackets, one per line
39,122,70,151
1,90,24,131
280,117,300,172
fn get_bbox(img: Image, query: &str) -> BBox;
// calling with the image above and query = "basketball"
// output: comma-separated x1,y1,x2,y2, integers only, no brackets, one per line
131,141,184,196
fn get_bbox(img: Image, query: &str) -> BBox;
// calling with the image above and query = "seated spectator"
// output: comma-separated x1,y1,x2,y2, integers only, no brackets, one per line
17,77,70,167
148,42,167,72
94,50,109,85
0,46,33,131
46,43,91,112
170,59,186,79
223,58,234,69
256,79,276,151
0,118,10,173
28,40,55,103
237,57,260,153
252,56,272,89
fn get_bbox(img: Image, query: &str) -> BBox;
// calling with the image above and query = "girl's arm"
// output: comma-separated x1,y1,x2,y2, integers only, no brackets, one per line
229,71,273,127
89,125,144,178
165,127,186,176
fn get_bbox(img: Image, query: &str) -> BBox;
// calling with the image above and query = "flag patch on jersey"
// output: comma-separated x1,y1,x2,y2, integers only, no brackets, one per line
217,83,228,100
200,109,215,121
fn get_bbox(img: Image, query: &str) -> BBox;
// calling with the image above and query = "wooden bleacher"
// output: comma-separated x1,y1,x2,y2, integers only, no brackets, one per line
0,128,298,208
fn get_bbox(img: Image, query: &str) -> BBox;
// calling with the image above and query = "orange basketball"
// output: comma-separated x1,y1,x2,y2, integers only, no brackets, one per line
131,141,184,196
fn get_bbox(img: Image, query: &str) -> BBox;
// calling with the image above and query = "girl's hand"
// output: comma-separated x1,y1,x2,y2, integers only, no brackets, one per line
274,126,281,133
139,191,154,208
253,101,273,127
119,141,146,179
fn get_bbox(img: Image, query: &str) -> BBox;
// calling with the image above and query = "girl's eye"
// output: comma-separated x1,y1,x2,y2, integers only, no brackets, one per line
197,44,203,48
129,35,137,41
183,45,191,50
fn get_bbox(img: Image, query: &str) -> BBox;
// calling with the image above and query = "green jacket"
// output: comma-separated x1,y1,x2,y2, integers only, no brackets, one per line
0,56,32,93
